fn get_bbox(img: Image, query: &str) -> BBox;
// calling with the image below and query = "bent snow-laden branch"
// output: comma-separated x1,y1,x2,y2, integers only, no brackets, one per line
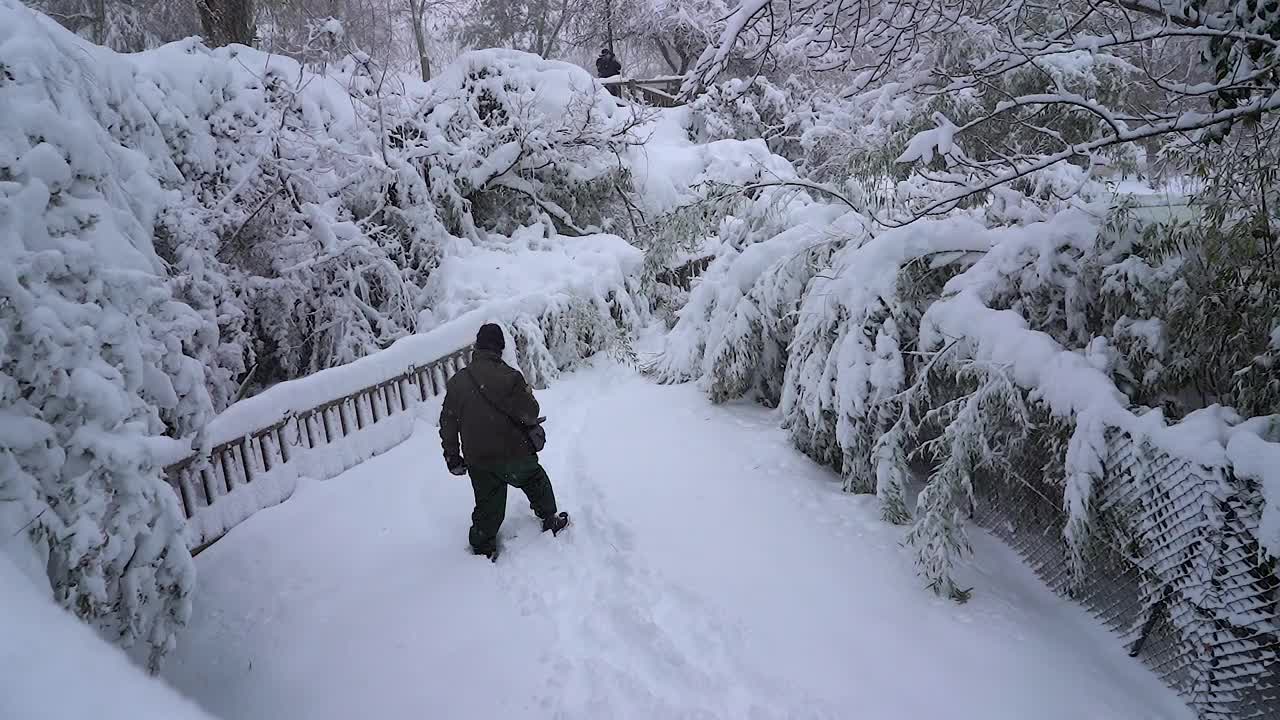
901,90,1280,220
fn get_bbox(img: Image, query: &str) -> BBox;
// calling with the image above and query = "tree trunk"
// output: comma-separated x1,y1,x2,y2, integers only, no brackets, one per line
604,0,613,52
532,2,547,55
410,0,431,81
540,0,573,58
92,0,106,45
654,37,680,74
196,0,256,47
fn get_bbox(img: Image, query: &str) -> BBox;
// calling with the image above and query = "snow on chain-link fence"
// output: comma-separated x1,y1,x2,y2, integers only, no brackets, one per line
971,427,1280,719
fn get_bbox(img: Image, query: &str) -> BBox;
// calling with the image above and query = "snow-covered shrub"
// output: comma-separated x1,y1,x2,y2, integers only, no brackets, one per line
654,48,1273,602
638,181,738,291
648,192,850,385
626,109,812,329
0,2,212,667
912,209,1136,592
509,285,644,387
635,180,784,331
903,352,1041,600
418,220,646,387
133,41,430,390
1097,129,1280,420
688,76,805,158
672,0,1280,630
781,217,989,522
703,239,838,405
387,49,644,240
119,44,643,398
658,201,1170,598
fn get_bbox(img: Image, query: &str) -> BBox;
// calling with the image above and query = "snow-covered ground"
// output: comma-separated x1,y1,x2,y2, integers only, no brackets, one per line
160,334,1192,720
0,554,216,720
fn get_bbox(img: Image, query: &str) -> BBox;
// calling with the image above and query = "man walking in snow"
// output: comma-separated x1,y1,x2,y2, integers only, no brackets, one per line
596,47,622,96
439,324,569,560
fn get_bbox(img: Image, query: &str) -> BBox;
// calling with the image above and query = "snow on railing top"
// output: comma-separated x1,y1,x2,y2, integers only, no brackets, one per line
598,75,686,87
158,306,518,470
599,76,686,107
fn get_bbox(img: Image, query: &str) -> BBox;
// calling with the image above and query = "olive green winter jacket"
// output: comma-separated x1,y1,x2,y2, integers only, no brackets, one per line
439,349,540,468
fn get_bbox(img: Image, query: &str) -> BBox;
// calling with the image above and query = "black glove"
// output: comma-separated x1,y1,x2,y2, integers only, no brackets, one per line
446,455,467,476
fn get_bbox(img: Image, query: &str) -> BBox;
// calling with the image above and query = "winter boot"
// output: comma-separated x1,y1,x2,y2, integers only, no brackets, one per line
471,543,499,562
541,511,569,536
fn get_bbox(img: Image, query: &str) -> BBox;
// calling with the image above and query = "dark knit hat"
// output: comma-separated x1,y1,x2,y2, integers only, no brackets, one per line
476,323,505,352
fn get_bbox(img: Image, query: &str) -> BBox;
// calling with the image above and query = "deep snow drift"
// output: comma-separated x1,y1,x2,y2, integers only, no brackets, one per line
160,351,1192,720
0,554,215,720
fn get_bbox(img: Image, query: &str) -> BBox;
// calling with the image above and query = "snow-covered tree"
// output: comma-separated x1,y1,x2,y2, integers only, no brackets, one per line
254,0,421,71
648,0,1279,613
30,0,200,51
577,0,732,75
386,48,644,239
455,0,582,57
1,2,214,666
636,0,729,75
198,0,257,47
688,76,806,159
1116,123,1280,419
690,0,1280,220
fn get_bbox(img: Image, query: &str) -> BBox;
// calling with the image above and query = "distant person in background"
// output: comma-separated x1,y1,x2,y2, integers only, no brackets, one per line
597,47,622,96
439,324,569,561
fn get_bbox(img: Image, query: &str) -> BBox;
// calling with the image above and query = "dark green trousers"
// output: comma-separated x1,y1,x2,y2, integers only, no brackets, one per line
467,457,558,554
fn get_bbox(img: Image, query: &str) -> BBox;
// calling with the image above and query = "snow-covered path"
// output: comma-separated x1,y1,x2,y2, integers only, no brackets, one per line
162,359,1193,720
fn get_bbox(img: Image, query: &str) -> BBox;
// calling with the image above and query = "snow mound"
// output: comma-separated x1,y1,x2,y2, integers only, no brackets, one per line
0,552,216,720
628,105,799,216
426,227,642,323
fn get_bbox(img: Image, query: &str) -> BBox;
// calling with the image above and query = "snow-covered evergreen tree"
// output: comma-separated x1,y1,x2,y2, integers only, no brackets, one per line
0,3,213,665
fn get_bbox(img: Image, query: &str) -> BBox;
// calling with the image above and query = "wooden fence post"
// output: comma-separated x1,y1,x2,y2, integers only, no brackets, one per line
277,422,291,464
414,366,427,400
219,449,235,493
258,434,270,473
200,466,216,508
177,468,196,519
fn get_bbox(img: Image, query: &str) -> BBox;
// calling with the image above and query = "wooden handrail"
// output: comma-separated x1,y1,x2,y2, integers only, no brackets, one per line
166,345,473,552
599,76,687,107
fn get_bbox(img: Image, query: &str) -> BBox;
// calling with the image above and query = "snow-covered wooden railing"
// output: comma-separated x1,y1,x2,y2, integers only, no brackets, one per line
158,282,646,553
163,344,473,554
657,254,715,291
601,76,685,108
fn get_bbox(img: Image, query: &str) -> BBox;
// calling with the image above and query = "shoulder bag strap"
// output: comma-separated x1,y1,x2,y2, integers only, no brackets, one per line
464,367,529,430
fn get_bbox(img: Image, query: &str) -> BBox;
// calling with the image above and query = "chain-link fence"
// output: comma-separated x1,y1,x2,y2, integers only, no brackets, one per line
971,427,1280,719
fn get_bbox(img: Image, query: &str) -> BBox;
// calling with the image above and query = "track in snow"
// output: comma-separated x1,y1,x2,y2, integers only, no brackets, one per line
160,358,1193,720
